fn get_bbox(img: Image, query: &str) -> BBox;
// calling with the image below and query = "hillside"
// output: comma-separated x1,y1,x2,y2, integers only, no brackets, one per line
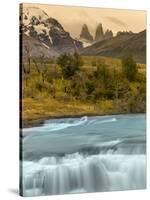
20,6,83,59
22,34,59,59
81,30,146,63
20,6,146,63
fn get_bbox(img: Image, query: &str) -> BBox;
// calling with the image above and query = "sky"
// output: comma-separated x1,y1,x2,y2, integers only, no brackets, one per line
23,3,146,38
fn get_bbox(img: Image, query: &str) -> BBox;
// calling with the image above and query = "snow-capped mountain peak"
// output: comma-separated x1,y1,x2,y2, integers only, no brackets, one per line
21,6,83,58
22,7,66,47
23,6,48,26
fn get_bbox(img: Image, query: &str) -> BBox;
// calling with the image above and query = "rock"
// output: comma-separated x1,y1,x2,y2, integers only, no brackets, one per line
21,6,83,56
80,24,93,42
95,23,104,42
81,30,146,64
116,31,133,37
22,34,59,60
104,29,113,40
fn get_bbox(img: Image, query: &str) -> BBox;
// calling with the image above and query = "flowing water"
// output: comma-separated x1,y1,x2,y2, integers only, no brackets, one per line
21,114,146,197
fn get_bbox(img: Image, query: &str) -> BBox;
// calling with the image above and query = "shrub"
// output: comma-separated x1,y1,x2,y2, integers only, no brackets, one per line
35,81,44,92
121,55,137,81
57,53,83,79
94,59,110,88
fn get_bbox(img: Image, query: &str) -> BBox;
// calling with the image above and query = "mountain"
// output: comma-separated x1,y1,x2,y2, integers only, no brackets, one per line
79,23,113,47
104,29,113,40
81,30,146,63
21,6,83,58
95,24,113,42
95,23,104,42
22,34,59,60
116,31,133,37
80,24,93,42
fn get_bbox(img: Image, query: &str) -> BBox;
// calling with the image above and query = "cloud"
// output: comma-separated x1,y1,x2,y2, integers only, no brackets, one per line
105,16,127,28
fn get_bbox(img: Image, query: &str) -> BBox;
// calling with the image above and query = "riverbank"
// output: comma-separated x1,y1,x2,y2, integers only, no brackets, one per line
21,55,146,128
21,97,117,128
21,98,145,128
21,113,119,128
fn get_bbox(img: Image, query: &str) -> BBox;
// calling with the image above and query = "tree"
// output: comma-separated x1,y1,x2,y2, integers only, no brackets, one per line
121,55,137,81
73,52,83,67
57,53,82,79
23,45,32,86
33,55,48,83
94,59,110,88
70,72,87,100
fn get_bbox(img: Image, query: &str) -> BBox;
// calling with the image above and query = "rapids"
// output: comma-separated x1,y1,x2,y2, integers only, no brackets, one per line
21,114,146,196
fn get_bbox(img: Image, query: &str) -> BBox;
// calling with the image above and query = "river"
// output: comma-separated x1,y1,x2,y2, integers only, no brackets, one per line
21,114,146,196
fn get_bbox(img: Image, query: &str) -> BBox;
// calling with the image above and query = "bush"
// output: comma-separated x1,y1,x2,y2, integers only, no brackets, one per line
57,53,83,79
94,59,110,87
121,55,137,81
70,72,87,100
35,81,45,92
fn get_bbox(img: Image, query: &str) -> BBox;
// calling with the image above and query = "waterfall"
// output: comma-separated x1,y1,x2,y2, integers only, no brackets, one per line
21,114,146,197
22,153,146,196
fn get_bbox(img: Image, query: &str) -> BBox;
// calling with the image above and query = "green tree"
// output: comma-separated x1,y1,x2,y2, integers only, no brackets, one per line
73,52,83,67
57,53,82,79
94,59,110,88
70,72,87,100
121,55,137,81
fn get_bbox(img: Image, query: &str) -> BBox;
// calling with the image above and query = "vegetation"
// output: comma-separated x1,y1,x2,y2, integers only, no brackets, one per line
22,53,146,126
57,53,83,79
122,55,137,81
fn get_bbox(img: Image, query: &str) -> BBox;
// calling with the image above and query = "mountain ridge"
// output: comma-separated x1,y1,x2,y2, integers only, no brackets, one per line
81,30,146,63
21,6,83,58
20,6,146,63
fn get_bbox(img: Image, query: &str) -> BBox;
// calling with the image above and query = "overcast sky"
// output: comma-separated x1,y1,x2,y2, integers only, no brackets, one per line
23,3,146,38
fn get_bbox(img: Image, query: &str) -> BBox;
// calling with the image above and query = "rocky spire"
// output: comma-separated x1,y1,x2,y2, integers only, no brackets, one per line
104,29,113,40
95,23,104,42
80,24,93,42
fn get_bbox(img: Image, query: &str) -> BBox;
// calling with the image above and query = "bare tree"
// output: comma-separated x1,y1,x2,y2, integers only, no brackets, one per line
24,45,31,73
32,54,48,83
32,58,40,74
23,45,32,86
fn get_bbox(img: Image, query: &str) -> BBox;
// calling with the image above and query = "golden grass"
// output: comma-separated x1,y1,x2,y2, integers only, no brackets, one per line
22,56,146,124
22,97,118,122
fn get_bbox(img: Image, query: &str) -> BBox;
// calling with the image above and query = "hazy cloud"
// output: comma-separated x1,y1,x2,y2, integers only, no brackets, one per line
106,17,127,28
23,3,146,37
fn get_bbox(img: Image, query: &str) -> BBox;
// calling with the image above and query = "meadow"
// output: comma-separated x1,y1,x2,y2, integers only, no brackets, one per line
21,55,146,127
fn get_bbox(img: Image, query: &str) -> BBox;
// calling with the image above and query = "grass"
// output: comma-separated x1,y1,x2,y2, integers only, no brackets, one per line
21,55,146,127
22,97,117,121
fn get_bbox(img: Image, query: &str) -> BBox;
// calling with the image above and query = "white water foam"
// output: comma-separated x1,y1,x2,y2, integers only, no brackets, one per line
94,117,117,124
23,116,88,137
23,116,117,135
22,153,146,196
25,116,87,131
87,117,117,125
95,140,121,147
22,115,146,196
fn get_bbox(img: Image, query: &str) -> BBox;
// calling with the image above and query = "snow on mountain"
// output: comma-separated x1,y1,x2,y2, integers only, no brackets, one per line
21,6,83,56
22,7,54,46
23,6,48,26
78,38,93,48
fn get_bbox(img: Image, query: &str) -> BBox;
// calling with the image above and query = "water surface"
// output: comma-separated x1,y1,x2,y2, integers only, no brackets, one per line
21,114,146,196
